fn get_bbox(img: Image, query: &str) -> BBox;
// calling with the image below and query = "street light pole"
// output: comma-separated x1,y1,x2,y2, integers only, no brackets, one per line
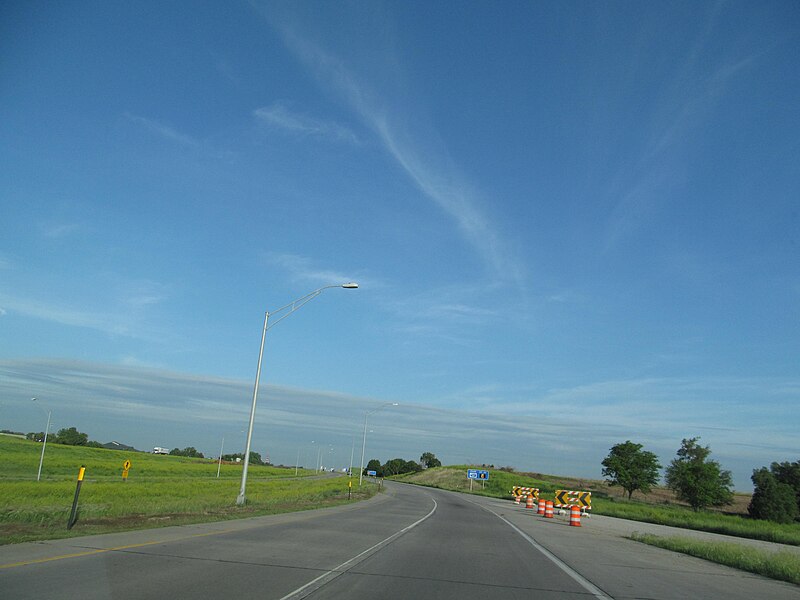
349,436,355,477
358,402,398,486
236,283,358,506
217,435,225,479
32,397,51,482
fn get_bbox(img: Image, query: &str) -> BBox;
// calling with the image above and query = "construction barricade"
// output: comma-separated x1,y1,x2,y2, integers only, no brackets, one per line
554,490,592,514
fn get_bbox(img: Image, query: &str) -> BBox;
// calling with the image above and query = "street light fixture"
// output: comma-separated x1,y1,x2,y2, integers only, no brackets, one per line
359,402,398,486
236,282,358,506
32,397,51,482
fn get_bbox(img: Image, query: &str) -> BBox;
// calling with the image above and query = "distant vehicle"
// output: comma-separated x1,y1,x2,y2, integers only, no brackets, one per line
152,447,169,455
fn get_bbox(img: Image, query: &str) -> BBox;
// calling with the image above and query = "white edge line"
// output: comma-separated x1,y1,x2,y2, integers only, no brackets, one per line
278,497,438,600
473,500,613,600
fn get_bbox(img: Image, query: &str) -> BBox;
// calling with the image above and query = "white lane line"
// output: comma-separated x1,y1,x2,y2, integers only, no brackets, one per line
278,497,438,600
471,500,613,600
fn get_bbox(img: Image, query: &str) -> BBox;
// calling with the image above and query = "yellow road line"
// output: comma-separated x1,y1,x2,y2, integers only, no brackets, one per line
0,528,238,570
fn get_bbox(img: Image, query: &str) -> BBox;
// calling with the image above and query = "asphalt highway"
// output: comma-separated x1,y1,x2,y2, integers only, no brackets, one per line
1,482,798,599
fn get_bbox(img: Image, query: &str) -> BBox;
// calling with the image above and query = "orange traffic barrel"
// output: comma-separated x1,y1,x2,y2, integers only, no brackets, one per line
525,494,534,509
537,500,546,515
545,500,554,518
514,495,521,505
570,505,581,527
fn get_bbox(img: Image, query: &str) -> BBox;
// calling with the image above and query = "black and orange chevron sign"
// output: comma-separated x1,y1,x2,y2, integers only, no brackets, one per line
512,486,539,499
554,489,591,509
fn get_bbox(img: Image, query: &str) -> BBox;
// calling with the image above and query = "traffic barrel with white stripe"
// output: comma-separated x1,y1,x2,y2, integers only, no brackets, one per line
570,505,581,527
545,500,554,519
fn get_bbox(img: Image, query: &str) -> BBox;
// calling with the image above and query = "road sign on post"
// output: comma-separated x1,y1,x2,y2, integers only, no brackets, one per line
467,469,489,480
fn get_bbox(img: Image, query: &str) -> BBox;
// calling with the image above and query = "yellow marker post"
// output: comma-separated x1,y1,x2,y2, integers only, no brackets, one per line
122,459,131,482
67,466,86,529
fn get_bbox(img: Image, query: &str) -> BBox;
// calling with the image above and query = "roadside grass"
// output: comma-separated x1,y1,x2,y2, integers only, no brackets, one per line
630,533,800,586
596,498,800,546
0,436,375,545
394,465,557,498
396,465,800,546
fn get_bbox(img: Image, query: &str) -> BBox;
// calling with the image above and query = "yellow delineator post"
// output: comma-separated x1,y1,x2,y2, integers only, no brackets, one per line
67,466,86,530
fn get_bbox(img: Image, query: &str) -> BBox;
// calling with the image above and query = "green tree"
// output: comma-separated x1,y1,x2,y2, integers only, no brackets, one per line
601,440,661,500
665,437,733,511
364,459,382,477
404,460,423,474
170,447,205,458
748,467,799,523
55,427,88,446
420,452,442,469
223,452,262,464
771,460,800,514
382,458,421,476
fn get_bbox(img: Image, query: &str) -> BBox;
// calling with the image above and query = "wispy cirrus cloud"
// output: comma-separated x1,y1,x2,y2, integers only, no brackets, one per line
0,293,136,336
39,222,82,239
0,277,168,339
124,112,200,148
604,39,762,250
264,252,361,287
262,19,525,286
254,102,359,144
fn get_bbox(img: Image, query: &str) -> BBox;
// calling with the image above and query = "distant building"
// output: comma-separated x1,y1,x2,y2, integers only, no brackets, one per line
102,441,138,451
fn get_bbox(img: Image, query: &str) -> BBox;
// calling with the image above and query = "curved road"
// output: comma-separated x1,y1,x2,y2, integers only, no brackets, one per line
1,482,798,599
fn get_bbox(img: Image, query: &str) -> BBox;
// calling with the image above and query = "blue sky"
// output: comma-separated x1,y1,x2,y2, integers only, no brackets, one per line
1,1,798,489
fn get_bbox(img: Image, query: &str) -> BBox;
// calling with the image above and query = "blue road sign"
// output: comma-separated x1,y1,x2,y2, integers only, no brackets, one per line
467,469,489,480
367,470,377,476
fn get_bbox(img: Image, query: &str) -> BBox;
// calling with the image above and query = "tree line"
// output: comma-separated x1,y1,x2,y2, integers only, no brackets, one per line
601,437,800,523
26,426,100,447
363,452,441,477
22,427,274,465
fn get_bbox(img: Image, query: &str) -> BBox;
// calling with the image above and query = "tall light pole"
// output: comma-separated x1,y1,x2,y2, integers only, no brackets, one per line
349,436,356,477
359,402,398,486
236,282,358,506
216,436,225,479
32,397,51,482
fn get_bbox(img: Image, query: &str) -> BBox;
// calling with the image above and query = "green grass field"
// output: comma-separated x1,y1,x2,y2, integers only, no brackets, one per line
0,435,376,545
